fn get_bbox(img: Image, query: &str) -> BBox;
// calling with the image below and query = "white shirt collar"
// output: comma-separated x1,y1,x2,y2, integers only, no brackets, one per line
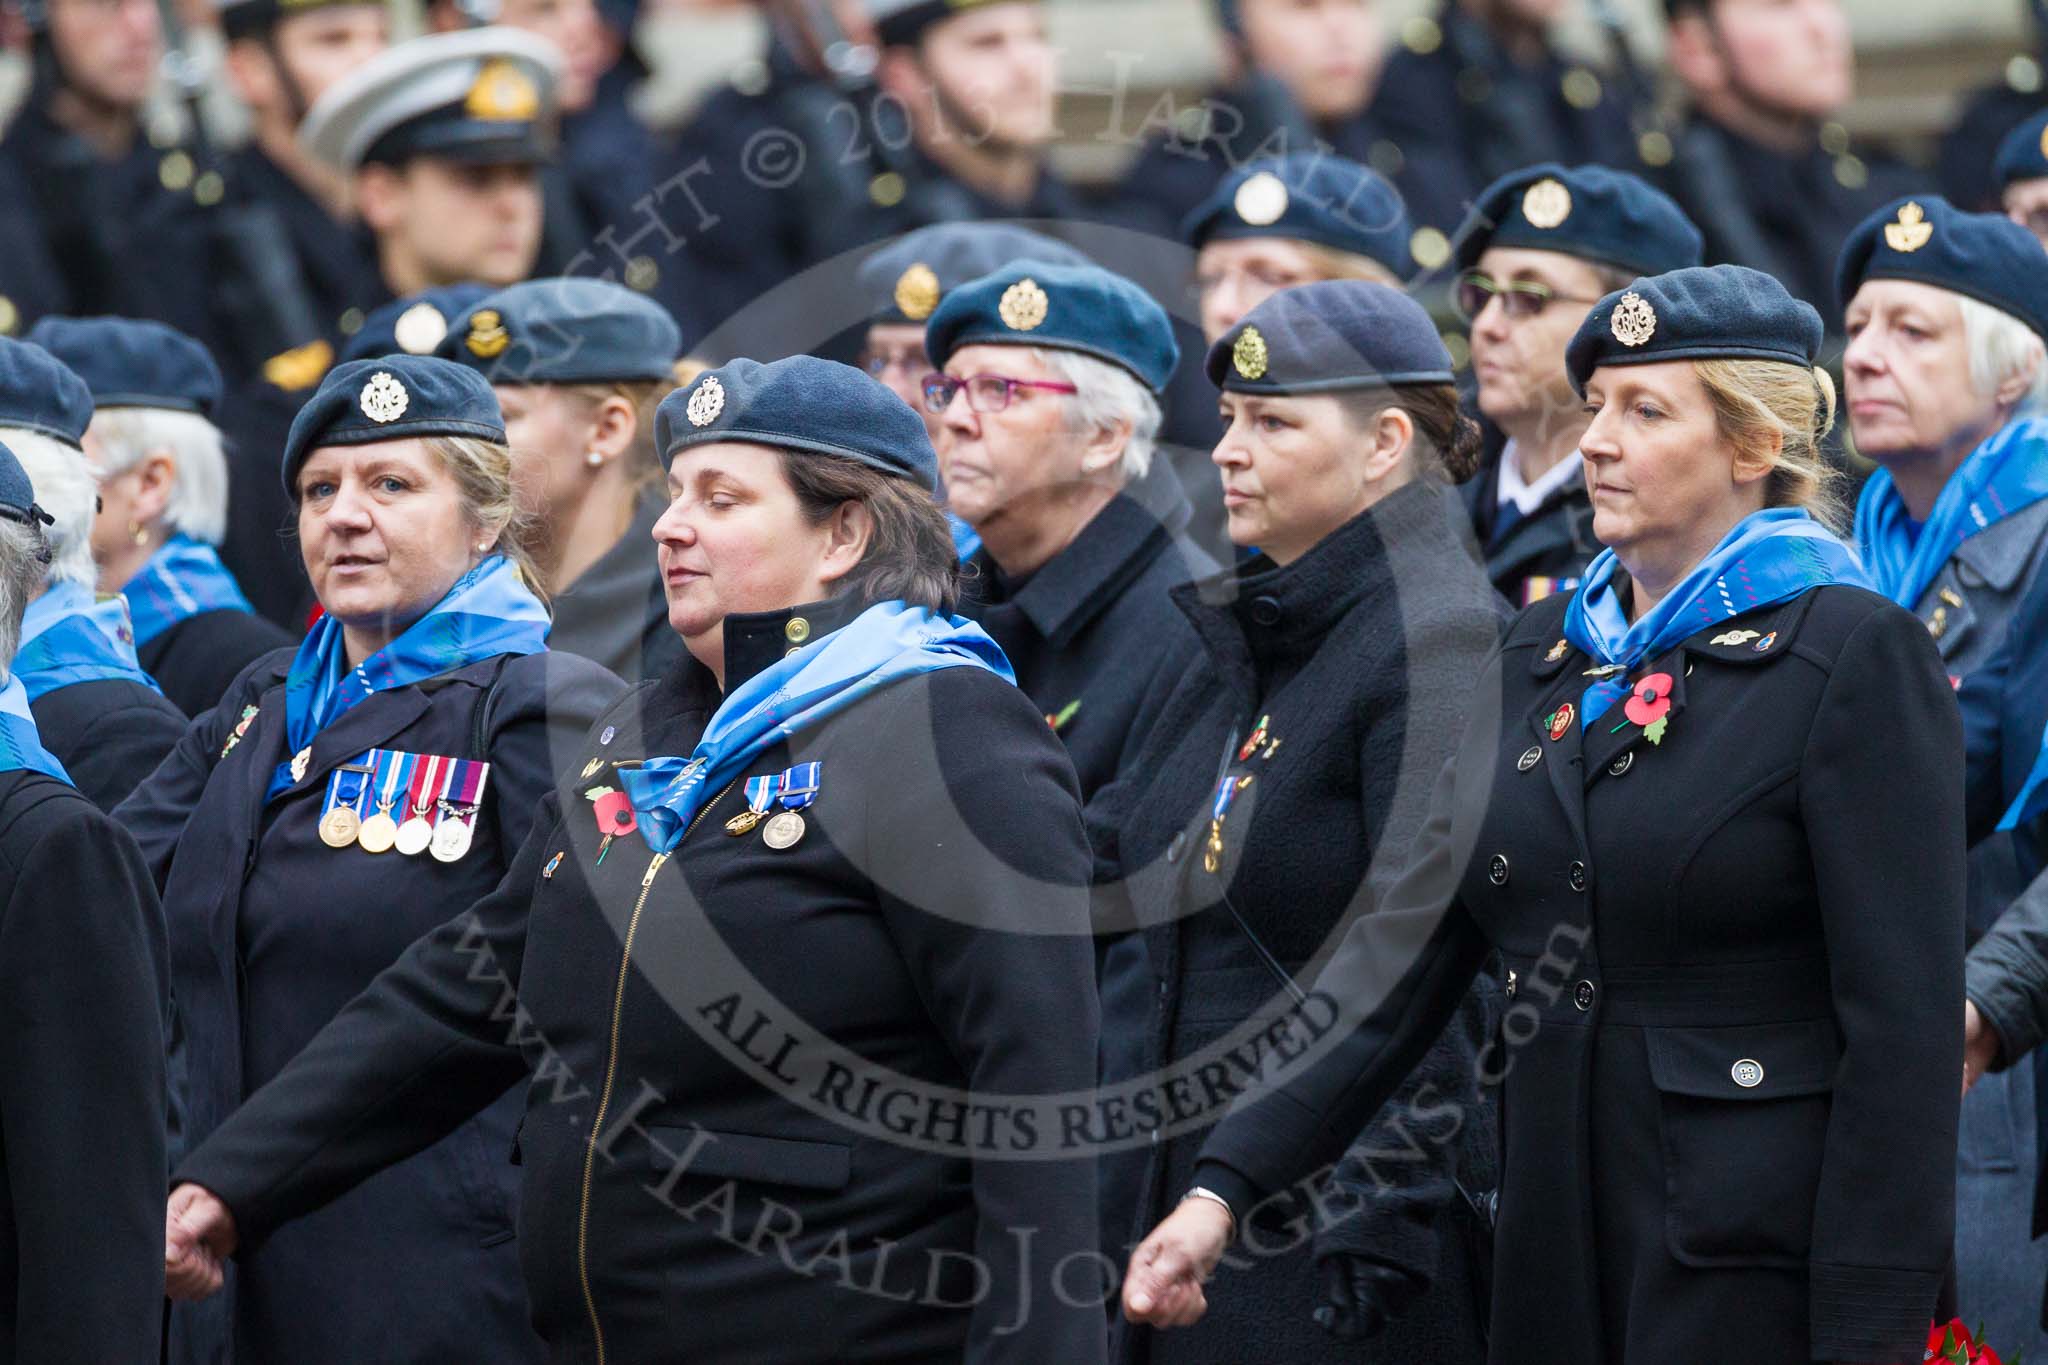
1495,440,1585,519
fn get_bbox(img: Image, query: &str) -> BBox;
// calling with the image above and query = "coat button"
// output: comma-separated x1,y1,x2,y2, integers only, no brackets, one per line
1516,746,1542,772
785,616,812,643
1608,752,1633,777
1168,831,1187,864
1488,853,1509,885
1504,969,1518,998
1569,861,1587,892
1249,595,1282,626
1731,1058,1764,1088
1573,980,1596,1011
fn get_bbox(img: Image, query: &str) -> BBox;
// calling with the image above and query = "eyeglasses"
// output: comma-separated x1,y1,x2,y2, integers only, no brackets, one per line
921,372,1078,415
1453,271,1602,324
861,348,926,380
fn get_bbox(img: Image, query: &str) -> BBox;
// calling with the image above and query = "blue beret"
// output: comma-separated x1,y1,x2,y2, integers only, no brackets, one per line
25,316,223,416
0,338,93,448
1213,0,1241,32
0,438,49,529
858,224,1090,325
281,355,506,491
924,261,1180,395
1566,264,1823,395
439,278,682,384
1995,111,2048,190
1208,280,1453,393
1454,163,1704,278
658,357,938,493
341,285,493,364
1182,153,1413,278
1834,196,2048,341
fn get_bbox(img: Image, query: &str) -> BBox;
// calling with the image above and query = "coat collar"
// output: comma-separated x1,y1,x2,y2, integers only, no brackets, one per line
1949,497,2048,592
720,591,873,697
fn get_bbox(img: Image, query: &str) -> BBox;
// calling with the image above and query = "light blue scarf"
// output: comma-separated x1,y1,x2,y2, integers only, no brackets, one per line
125,535,257,645
1855,415,2048,611
1564,507,1872,722
618,600,1012,854
266,555,549,800
16,580,161,701
0,672,71,783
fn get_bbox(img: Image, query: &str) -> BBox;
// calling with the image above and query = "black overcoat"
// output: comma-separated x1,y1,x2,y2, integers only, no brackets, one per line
173,595,1109,1363
117,645,625,1364
138,607,298,722
1193,583,1965,1365
29,675,186,812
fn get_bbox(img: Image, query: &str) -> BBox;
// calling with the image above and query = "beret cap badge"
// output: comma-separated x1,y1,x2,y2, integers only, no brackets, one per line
1233,171,1290,227
1520,177,1573,230
392,302,449,355
895,263,942,322
359,371,409,423
465,308,510,359
998,278,1049,332
1232,326,1269,380
685,375,725,427
1610,291,1657,347
2039,122,2048,161
465,57,540,122
1883,201,1934,253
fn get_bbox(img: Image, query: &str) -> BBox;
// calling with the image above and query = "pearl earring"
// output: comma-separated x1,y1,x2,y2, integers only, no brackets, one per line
585,450,604,468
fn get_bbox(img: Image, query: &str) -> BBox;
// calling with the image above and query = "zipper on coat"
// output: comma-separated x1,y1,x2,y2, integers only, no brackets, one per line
577,780,735,1364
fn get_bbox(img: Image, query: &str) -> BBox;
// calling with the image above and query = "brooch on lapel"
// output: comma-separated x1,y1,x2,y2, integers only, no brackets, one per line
1710,629,1759,647
220,704,260,759
1545,702,1575,742
1045,699,1081,733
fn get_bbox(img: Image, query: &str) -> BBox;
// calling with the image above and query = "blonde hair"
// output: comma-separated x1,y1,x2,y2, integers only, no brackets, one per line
420,435,548,603
1299,242,1404,287
1692,358,1848,532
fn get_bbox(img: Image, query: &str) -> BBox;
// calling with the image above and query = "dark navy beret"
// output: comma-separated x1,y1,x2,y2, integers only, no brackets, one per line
1454,162,1704,277
439,277,682,384
868,0,1035,46
857,224,1090,325
25,316,223,416
1566,264,1823,394
924,261,1180,394
657,357,938,493
1834,195,2048,341
281,355,506,490
0,438,49,529
1995,111,2048,190
1182,152,1413,278
340,285,493,364
1208,280,1453,393
0,338,93,448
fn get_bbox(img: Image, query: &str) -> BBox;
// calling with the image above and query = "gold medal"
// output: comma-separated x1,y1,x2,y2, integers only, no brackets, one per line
431,816,474,863
319,805,360,848
762,810,806,850
395,817,435,856
357,811,398,854
725,809,763,837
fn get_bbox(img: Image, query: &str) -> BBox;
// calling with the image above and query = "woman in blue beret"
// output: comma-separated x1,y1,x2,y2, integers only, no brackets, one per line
120,355,627,1365
0,440,171,1364
1086,279,1500,1365
1836,195,2048,1353
162,354,1108,1363
1125,264,1963,1365
441,278,693,683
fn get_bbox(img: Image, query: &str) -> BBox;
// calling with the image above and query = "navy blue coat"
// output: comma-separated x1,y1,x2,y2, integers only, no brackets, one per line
117,645,625,1365
138,607,298,722
29,676,187,813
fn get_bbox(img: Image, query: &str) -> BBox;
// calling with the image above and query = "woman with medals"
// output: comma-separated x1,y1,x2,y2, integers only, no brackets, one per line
118,354,625,1365
26,315,295,719
440,277,692,684
1122,266,1965,1365
0,335,186,811
162,356,1106,1361
1835,196,2048,1355
0,438,171,1363
1087,281,1502,1365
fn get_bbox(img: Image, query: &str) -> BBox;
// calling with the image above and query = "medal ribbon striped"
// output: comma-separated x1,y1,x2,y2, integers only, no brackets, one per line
776,762,820,813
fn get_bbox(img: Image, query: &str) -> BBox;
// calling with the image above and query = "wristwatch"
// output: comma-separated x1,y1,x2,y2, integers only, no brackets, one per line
1181,1186,1237,1234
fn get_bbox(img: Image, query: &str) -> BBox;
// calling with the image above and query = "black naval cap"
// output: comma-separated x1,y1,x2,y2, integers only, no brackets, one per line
868,0,1038,46
1565,265,1823,395
0,339,94,449
658,357,939,493
300,28,561,174
0,439,52,531
216,0,382,42
282,355,506,491
1836,196,2048,342
924,261,1180,395
1208,280,1454,394
1182,153,1414,279
441,278,683,384
340,285,495,364
1455,163,1704,277
25,316,223,416
1995,111,2048,190
857,224,1090,326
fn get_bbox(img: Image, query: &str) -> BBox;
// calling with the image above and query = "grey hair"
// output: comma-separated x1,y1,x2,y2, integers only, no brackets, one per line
1034,348,1161,484
88,408,231,545
0,515,48,675
1957,293,2048,417
0,428,96,590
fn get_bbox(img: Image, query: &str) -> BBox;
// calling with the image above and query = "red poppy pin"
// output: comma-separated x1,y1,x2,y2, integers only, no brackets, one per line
1928,1318,2005,1365
1620,672,1674,745
1546,702,1575,741
590,789,638,835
